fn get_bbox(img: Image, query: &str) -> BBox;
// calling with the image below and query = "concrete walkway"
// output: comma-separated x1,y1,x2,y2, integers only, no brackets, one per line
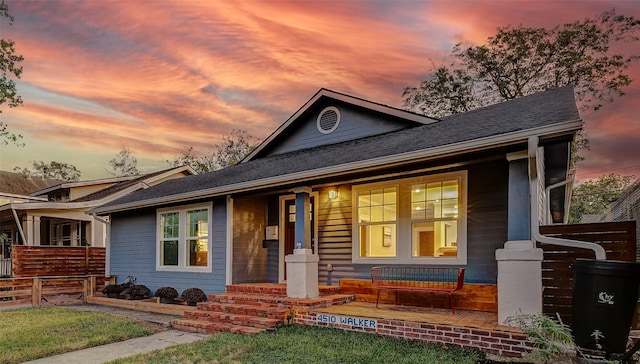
22,304,208,364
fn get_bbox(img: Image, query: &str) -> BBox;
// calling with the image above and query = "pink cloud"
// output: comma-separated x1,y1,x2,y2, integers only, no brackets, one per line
2,0,639,181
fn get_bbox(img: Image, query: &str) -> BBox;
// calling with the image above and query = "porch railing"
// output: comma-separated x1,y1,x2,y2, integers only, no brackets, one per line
11,246,105,277
0,258,10,277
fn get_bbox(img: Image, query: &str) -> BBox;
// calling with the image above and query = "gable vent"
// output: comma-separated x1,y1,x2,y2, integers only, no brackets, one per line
317,106,341,134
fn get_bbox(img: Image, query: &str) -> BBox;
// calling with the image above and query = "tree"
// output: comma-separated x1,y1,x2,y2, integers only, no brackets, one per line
213,129,257,169
403,9,640,116
0,0,24,146
13,161,81,181
568,173,634,223
166,146,216,174
167,129,258,173
108,147,141,177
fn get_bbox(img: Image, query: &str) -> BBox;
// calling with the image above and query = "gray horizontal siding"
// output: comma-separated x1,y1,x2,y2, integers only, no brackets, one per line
315,160,509,285
267,105,414,156
109,197,227,296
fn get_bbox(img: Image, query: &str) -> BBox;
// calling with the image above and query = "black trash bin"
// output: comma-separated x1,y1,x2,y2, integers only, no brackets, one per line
572,259,640,354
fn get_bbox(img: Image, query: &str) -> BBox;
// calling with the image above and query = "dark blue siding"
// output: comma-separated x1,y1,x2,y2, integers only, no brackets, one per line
316,160,509,285
267,106,416,156
109,197,227,296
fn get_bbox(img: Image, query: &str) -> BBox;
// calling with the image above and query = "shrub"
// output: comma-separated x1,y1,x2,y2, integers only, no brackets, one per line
154,286,178,300
128,284,151,298
181,287,207,306
101,284,124,295
506,313,575,363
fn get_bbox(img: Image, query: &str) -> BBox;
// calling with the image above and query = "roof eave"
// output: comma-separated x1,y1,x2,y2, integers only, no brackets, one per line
30,175,138,197
92,119,581,215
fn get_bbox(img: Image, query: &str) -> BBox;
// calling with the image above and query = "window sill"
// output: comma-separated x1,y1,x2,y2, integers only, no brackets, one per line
352,256,467,265
156,266,212,273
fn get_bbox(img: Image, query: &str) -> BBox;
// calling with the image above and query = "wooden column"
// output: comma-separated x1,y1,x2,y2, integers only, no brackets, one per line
31,278,42,307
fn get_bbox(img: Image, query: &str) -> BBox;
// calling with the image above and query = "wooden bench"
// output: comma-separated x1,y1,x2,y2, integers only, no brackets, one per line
371,266,465,314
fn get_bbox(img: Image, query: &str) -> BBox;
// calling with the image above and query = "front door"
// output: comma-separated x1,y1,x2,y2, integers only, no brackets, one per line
281,195,316,281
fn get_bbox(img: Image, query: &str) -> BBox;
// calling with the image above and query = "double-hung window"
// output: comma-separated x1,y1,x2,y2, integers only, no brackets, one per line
353,171,467,265
157,203,212,272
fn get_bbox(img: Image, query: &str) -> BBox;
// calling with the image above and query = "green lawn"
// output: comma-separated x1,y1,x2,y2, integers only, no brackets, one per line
109,325,486,364
0,307,495,363
0,306,162,364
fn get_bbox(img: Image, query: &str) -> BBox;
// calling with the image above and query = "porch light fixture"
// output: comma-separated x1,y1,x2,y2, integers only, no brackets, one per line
328,189,338,200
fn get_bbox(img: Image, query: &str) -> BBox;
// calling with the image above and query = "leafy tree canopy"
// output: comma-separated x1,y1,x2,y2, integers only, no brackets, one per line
568,173,634,223
13,160,81,181
0,0,24,146
403,9,640,117
167,129,258,174
107,147,141,177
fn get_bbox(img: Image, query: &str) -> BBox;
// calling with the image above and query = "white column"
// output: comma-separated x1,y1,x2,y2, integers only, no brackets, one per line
285,250,320,298
495,240,543,324
33,216,41,246
25,215,34,246
286,187,319,298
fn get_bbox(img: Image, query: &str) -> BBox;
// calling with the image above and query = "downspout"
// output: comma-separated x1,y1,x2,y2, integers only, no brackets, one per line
528,136,606,260
92,214,111,276
545,171,575,225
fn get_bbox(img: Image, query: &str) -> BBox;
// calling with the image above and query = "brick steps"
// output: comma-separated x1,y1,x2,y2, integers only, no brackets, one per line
172,284,354,336
224,284,341,297
207,293,287,306
197,301,290,318
183,309,285,328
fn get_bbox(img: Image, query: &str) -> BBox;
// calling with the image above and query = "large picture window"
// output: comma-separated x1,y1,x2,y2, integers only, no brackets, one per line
352,171,467,265
157,203,212,272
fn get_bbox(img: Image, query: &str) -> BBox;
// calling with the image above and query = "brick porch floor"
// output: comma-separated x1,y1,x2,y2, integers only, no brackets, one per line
171,283,531,358
300,300,531,357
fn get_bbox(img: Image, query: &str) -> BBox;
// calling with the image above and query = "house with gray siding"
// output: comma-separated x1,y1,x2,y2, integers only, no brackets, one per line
91,86,580,322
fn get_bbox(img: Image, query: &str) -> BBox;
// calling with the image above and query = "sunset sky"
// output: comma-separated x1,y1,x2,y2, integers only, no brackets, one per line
0,0,639,182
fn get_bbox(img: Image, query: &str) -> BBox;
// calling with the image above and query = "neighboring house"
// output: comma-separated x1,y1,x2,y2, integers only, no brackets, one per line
92,86,580,322
0,166,196,249
0,170,60,206
0,171,61,270
604,178,640,262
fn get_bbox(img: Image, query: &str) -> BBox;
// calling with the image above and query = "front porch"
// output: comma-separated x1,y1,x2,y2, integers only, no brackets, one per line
172,283,530,358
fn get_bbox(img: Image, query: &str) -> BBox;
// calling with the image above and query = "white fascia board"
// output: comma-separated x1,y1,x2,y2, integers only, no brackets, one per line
142,166,197,186
94,120,581,215
243,89,438,162
0,192,48,201
1,202,88,212
320,90,439,124
30,176,137,196
4,183,147,213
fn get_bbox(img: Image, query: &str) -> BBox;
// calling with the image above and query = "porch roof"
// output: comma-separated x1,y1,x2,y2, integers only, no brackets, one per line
91,85,581,215
1,166,196,213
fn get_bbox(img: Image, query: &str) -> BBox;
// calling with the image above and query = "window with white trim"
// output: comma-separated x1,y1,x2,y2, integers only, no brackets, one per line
352,171,467,265
157,203,212,272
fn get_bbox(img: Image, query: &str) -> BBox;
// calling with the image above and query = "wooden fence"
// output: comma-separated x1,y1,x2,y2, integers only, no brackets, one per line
538,221,637,325
0,275,114,308
11,246,105,277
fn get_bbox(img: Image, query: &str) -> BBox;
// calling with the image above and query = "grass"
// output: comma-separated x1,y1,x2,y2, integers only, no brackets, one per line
0,306,163,364
109,325,486,364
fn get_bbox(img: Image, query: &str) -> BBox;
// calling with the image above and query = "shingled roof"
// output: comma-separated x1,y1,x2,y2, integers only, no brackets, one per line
70,167,190,202
0,171,62,196
92,86,580,214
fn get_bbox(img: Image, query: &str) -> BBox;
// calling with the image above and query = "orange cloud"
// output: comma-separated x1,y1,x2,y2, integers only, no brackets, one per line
2,0,639,181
